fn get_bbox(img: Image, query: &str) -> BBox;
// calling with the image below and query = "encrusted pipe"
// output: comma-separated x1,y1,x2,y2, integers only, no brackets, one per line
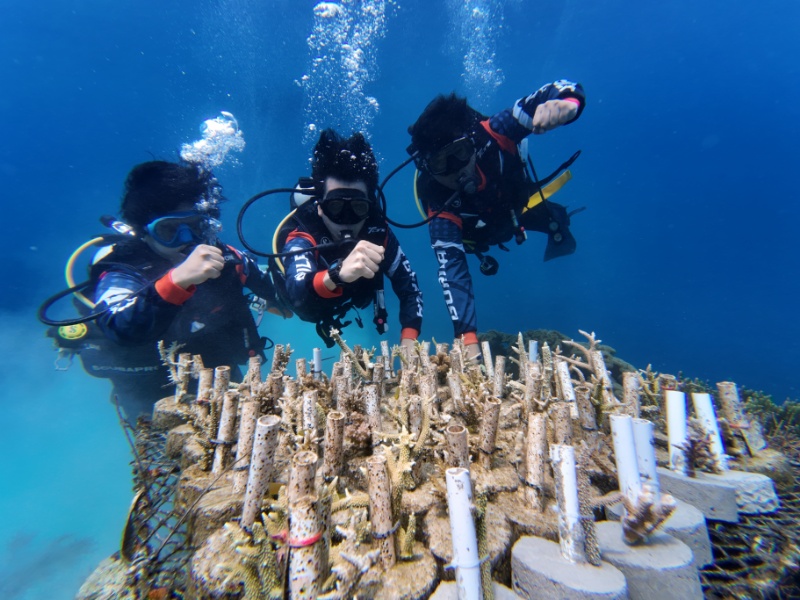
717,380,766,452
302,390,318,438
632,418,660,500
448,372,463,412
408,395,422,437
365,384,381,440
211,390,239,474
313,347,323,380
288,450,318,504
610,415,643,504
420,373,438,407
241,414,281,529
175,352,192,401
367,454,397,569
195,367,214,421
247,355,262,388
574,385,597,431
381,340,392,377
213,365,230,403
555,359,578,418
450,347,463,375
525,361,542,412
288,494,323,600
270,343,284,372
333,376,347,411
446,424,470,469
492,355,505,398
524,412,547,512
296,357,307,379
691,392,728,471
623,371,642,418
232,397,260,493
666,389,688,474
445,467,483,600
550,444,586,563
321,411,345,480
481,341,493,376
591,349,616,406
372,362,385,395
478,397,502,469
551,402,573,445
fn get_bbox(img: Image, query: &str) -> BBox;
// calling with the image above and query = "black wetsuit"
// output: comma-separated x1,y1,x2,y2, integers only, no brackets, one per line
416,80,586,342
85,238,278,422
280,202,423,344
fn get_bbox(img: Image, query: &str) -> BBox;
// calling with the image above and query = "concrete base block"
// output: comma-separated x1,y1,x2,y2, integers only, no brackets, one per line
596,521,702,600
430,581,522,600
512,536,628,600
657,467,739,522
605,499,713,567
713,469,780,514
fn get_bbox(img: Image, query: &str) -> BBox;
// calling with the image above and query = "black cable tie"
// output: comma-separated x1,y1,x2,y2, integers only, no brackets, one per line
372,520,401,540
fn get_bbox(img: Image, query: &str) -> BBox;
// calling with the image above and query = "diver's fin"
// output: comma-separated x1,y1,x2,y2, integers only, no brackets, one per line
523,170,572,213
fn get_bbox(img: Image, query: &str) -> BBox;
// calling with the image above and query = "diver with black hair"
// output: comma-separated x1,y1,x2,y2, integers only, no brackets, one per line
276,129,423,348
58,160,290,423
407,81,586,360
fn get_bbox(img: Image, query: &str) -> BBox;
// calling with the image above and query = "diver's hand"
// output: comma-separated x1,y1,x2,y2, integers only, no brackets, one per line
532,99,578,133
339,240,384,283
171,244,225,288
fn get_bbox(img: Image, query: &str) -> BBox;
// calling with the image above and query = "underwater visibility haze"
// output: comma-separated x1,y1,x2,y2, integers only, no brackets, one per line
2,0,799,597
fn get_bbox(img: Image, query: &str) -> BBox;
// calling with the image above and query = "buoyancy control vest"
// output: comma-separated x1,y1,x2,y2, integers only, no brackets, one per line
272,201,389,340
89,238,267,367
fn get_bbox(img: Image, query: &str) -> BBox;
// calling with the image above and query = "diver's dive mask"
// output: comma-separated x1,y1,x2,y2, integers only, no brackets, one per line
320,188,372,225
145,211,219,248
419,136,475,176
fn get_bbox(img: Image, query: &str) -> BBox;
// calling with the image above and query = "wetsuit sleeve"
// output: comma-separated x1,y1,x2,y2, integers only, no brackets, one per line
488,79,586,144
283,234,342,314
382,228,423,337
428,214,478,340
94,266,186,345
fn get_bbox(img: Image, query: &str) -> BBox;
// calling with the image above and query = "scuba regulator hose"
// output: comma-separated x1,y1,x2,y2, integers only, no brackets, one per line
236,187,350,258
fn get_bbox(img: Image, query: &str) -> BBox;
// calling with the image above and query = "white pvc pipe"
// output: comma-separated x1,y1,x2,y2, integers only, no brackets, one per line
632,418,659,499
313,347,322,380
691,392,728,471
666,390,688,474
549,444,586,563
610,415,642,504
528,340,538,361
445,468,483,600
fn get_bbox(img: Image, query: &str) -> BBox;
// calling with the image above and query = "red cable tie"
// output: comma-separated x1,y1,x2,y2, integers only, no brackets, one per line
287,531,323,548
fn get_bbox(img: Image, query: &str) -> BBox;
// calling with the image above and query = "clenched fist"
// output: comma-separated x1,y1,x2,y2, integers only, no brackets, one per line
171,244,225,288
532,99,578,134
340,240,384,283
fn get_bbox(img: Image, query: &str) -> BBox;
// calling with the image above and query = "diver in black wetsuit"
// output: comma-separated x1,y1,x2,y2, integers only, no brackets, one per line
85,160,289,422
278,129,423,348
407,81,586,360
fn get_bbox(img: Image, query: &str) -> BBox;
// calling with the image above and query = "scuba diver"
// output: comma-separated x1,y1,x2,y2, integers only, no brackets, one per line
273,129,423,348
41,160,290,424
406,81,586,360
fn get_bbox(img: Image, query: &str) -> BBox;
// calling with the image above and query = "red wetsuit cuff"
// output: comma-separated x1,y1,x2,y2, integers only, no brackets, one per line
400,327,419,341
563,97,581,107
155,270,196,305
461,331,479,346
313,271,343,298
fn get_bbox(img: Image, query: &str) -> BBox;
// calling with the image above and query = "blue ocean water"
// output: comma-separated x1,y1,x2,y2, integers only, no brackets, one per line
2,0,798,597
